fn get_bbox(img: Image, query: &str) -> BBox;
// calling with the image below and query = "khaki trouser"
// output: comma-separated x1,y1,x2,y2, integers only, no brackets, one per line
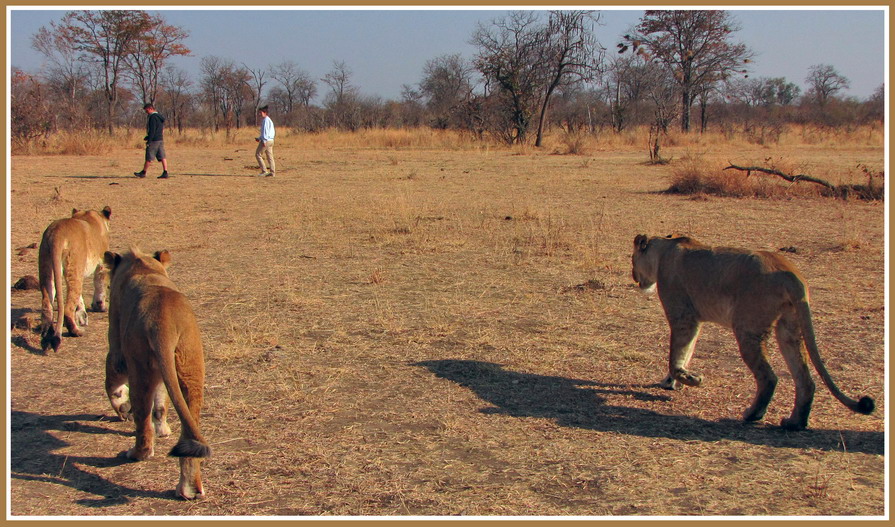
255,140,275,175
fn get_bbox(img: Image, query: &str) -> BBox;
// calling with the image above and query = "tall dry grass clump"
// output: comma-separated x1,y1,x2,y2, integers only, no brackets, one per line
11,128,134,156
666,154,812,199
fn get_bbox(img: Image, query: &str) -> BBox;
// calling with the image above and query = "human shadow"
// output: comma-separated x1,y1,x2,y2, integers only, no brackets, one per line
10,411,179,507
60,175,133,180
413,360,884,455
176,173,258,178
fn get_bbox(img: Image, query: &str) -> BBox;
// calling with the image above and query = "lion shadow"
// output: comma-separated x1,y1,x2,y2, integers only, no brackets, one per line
10,411,180,507
9,306,107,356
413,360,884,455
9,307,44,355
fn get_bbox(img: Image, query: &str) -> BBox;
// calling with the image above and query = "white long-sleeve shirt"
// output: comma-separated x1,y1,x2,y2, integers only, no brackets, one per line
258,115,275,143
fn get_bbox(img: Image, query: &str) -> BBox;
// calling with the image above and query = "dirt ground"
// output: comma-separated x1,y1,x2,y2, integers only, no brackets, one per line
6,130,886,517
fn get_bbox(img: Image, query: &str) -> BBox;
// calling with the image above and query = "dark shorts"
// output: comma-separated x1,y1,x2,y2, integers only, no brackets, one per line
145,140,166,162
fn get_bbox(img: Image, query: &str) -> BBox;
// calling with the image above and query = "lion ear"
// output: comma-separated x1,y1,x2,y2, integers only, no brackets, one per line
71,208,79,216
634,234,649,251
102,206,112,219
104,251,121,271
154,250,172,267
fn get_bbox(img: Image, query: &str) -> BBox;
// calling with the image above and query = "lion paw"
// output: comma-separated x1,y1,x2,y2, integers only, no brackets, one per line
675,370,703,387
659,375,681,390
155,421,172,438
125,446,154,461
780,416,807,431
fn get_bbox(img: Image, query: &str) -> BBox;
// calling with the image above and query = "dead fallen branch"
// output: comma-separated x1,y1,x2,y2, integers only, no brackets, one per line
724,163,884,201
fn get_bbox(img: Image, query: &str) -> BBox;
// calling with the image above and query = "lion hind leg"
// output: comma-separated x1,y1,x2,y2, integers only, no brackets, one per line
75,295,88,327
153,383,171,438
63,275,85,337
125,377,158,461
176,457,205,500
91,264,108,312
39,259,62,352
39,282,56,347
776,314,815,431
171,436,210,500
662,320,703,389
105,348,131,420
736,330,778,423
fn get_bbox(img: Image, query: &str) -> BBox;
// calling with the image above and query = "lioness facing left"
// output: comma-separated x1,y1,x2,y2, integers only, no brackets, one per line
38,206,112,352
104,248,211,499
631,234,875,431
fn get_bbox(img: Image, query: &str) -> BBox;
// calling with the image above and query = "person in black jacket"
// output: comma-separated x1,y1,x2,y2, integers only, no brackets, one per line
134,103,169,179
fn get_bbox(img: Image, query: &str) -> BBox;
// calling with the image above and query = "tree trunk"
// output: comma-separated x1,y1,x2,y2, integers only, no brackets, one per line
106,95,114,136
534,84,557,147
680,88,691,132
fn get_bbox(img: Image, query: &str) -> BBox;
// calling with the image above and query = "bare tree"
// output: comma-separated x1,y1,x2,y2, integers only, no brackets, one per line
532,10,602,146
728,76,800,107
11,69,55,146
122,14,190,105
862,83,884,123
158,65,193,133
419,53,475,129
603,53,663,132
322,60,355,104
622,10,753,132
471,11,548,144
53,10,154,135
805,64,850,107
200,56,251,133
471,10,602,145
244,63,268,118
270,60,317,121
322,60,360,130
31,24,90,125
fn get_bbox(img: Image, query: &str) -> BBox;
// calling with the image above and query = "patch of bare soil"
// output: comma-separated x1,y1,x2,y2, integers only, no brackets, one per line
7,136,885,517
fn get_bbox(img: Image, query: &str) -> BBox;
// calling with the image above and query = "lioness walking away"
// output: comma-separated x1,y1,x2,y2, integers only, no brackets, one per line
38,206,112,352
631,234,875,430
104,248,211,499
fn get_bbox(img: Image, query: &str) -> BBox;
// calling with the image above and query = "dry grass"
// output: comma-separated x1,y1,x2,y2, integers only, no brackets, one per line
14,123,884,157
665,155,813,199
666,153,885,201
7,126,885,517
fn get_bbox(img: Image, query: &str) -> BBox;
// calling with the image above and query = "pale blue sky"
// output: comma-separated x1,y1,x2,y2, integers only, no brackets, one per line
7,7,887,101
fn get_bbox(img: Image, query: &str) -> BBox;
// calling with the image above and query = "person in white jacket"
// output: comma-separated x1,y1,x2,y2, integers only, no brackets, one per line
255,105,276,177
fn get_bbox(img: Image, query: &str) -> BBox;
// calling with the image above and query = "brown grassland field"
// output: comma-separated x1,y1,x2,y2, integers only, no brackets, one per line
7,125,887,517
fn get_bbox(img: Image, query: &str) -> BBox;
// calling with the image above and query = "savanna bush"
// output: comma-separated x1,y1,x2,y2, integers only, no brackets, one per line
666,155,800,199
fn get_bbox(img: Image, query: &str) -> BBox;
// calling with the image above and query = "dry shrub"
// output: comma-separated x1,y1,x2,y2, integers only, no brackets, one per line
555,131,592,155
56,131,117,155
666,155,811,199
14,128,124,155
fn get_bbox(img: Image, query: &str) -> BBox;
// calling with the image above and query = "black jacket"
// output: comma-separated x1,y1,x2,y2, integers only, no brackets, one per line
145,112,165,142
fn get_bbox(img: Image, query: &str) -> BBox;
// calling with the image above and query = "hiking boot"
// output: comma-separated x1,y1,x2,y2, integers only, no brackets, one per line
134,171,146,178
158,171,169,179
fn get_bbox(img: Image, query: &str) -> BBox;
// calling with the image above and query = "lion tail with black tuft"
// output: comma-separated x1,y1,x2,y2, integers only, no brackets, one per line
787,278,876,416
169,438,212,458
